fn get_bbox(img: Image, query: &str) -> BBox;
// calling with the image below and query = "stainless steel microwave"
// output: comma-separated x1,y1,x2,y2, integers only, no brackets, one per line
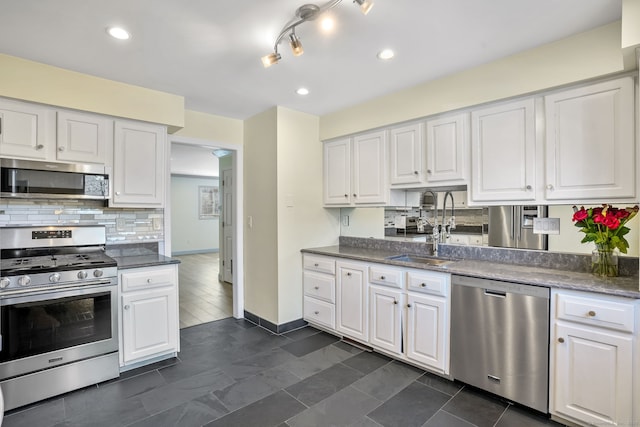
0,159,109,200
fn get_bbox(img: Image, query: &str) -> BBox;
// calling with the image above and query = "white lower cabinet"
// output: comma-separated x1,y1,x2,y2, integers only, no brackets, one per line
550,290,638,426
336,260,369,342
369,285,403,355
119,264,179,367
303,254,451,375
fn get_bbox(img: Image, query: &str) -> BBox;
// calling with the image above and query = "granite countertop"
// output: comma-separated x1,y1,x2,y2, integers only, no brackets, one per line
106,245,181,269
302,245,640,299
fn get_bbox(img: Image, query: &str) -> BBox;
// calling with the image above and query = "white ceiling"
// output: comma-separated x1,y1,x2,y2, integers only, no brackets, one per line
171,143,220,177
0,0,622,120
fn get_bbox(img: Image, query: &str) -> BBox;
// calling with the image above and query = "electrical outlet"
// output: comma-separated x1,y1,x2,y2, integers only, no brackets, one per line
152,218,162,231
342,215,349,227
116,218,126,232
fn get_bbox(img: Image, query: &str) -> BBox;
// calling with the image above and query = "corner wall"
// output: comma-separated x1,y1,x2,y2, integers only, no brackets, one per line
243,108,279,324
276,107,340,324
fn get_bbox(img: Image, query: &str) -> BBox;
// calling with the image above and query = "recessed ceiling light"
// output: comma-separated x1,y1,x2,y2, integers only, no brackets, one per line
377,49,394,60
107,27,130,40
296,87,310,96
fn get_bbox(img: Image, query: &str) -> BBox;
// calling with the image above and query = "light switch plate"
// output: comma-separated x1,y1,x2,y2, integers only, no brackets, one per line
152,218,162,231
533,217,560,235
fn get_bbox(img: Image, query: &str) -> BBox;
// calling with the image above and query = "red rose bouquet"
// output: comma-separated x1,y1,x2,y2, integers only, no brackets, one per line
572,204,639,276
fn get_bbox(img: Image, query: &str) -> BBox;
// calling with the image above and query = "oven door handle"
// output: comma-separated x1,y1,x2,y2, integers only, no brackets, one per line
0,280,116,305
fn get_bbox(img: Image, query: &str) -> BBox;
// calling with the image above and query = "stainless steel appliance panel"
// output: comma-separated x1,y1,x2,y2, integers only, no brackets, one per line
451,275,550,413
488,205,547,250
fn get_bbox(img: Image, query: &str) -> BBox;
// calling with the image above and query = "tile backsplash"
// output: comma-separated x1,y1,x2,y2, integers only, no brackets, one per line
0,199,164,245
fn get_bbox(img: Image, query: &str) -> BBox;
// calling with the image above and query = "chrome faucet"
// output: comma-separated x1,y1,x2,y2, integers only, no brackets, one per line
421,190,439,254
441,191,456,242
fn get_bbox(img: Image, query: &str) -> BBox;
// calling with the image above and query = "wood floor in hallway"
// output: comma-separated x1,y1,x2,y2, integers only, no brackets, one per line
175,252,233,328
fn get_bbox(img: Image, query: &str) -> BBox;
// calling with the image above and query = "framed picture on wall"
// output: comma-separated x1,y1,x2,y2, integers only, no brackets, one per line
198,186,220,219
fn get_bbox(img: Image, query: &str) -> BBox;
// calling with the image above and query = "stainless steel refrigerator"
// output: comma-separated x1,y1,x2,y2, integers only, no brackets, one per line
488,205,548,250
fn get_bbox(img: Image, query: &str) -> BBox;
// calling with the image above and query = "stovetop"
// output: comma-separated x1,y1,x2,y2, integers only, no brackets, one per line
1,252,117,275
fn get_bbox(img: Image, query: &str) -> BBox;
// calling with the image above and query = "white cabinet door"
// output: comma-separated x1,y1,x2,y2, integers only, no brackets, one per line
0,98,54,160
406,293,448,373
56,110,112,164
121,286,178,364
352,130,387,205
553,322,633,426
336,261,368,342
112,120,166,207
470,99,536,203
323,138,351,205
425,113,467,186
369,285,403,355
389,123,422,185
544,77,635,201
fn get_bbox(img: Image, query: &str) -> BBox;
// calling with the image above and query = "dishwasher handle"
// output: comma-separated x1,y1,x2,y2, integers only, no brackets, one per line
484,289,506,298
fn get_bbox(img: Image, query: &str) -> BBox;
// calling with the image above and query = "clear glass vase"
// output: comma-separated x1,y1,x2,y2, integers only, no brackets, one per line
591,244,619,277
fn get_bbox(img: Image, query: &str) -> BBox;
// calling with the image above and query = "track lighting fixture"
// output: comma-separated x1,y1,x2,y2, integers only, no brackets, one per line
261,0,374,67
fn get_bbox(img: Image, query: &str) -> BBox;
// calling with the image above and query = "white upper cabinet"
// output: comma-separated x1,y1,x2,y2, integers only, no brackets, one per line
323,130,388,207
470,98,537,204
56,110,112,164
111,120,166,207
0,98,55,160
425,113,468,186
352,130,387,204
544,77,635,201
323,138,352,205
389,123,423,186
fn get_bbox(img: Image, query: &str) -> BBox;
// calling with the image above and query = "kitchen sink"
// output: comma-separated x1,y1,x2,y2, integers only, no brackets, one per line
385,254,454,266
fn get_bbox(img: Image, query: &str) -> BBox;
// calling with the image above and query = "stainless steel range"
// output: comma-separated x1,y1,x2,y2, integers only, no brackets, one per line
0,225,119,411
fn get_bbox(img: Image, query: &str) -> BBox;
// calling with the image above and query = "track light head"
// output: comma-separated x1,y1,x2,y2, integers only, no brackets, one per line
261,52,282,68
353,0,374,15
289,32,304,56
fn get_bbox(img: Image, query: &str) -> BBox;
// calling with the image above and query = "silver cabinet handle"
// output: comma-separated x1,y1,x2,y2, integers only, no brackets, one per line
346,272,352,277
525,185,532,190
115,191,121,195
58,146,65,152
380,276,385,280
546,184,554,190
413,171,419,175
353,193,357,197
124,305,130,310
588,310,596,317
427,169,432,174
36,144,44,150
314,310,319,315
558,337,565,343
393,300,398,305
147,278,152,283
407,303,411,308
314,286,319,290
420,283,426,287
344,194,348,198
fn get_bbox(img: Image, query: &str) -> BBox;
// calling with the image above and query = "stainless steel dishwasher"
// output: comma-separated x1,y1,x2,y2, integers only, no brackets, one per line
451,275,550,413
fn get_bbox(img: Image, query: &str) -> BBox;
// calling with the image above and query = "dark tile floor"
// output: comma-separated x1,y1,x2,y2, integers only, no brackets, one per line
2,319,565,427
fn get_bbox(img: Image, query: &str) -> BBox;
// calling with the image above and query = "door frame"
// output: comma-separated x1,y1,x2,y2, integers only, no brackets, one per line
165,135,244,319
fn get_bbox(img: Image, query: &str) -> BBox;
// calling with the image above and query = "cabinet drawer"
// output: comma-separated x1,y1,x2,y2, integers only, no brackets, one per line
121,266,176,292
303,254,335,274
369,265,403,288
407,270,450,297
304,271,335,303
304,296,335,329
556,292,635,333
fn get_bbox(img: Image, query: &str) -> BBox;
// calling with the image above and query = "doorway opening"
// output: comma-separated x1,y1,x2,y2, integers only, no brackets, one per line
165,136,244,328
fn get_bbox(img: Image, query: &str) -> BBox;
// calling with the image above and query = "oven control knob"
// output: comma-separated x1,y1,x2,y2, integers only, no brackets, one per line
93,269,104,278
77,271,88,279
18,276,31,287
0,278,10,289
49,273,61,283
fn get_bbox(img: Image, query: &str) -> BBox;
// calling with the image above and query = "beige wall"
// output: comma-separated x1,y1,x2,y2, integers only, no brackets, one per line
548,206,639,257
320,21,626,140
276,107,340,324
0,54,184,132
243,108,279,323
174,110,243,145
